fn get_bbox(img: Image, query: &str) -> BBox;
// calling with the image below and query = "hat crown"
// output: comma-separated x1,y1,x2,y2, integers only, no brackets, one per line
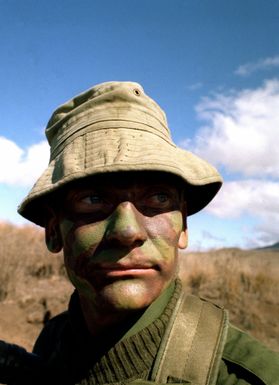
46,81,171,160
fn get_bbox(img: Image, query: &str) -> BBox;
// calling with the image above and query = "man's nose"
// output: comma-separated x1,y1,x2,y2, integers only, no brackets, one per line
105,202,147,247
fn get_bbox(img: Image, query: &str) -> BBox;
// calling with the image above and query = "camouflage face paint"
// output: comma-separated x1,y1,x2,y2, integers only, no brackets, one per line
56,172,187,316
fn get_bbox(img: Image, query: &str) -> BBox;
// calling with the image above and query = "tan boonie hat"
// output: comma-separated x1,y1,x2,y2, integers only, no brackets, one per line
18,81,222,226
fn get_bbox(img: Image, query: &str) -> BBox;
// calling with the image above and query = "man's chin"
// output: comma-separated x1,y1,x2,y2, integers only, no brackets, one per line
93,278,159,311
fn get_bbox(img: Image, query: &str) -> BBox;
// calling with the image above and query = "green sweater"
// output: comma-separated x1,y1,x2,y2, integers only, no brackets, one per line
32,280,279,385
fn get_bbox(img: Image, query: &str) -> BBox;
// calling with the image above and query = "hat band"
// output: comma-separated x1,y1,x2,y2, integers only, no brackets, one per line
48,104,170,146
50,119,173,161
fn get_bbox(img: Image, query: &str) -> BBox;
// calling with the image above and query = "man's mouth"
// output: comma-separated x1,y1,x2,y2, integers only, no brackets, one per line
92,263,157,277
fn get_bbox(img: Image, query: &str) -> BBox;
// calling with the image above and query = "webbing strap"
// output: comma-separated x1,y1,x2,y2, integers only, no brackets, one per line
150,294,229,385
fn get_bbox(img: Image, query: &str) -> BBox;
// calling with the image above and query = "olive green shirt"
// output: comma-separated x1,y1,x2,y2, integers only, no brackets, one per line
32,281,279,385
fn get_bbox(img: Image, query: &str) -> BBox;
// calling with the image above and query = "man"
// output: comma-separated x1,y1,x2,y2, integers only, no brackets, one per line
15,81,278,384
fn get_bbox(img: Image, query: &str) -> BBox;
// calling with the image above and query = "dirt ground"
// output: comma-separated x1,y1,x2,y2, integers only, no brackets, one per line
0,276,73,351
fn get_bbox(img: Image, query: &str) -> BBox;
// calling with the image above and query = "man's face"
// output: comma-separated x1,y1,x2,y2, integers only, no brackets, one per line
47,172,187,314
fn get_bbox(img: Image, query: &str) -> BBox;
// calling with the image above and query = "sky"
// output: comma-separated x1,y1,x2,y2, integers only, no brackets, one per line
1,0,279,250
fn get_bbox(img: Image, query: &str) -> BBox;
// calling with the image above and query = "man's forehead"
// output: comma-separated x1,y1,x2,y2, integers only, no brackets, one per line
63,171,184,193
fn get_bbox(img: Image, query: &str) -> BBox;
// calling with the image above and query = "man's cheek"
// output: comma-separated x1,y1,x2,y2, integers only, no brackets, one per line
148,211,183,244
66,266,94,295
63,223,106,269
150,238,178,260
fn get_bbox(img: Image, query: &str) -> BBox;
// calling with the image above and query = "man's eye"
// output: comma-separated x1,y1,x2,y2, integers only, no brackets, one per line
156,193,168,203
81,194,104,205
148,193,170,206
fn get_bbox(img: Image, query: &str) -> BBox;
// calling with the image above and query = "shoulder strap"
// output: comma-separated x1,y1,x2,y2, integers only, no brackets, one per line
150,294,229,385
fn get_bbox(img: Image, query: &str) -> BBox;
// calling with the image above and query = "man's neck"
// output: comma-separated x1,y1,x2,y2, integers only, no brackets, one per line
79,294,145,339
78,282,175,341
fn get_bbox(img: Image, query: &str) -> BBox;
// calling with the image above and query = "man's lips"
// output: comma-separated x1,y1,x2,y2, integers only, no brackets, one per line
91,263,158,277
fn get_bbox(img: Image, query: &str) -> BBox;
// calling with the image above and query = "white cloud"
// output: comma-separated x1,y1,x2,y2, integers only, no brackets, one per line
235,55,279,76
189,79,279,177
253,212,279,246
187,82,203,91
182,79,279,247
206,179,279,246
0,137,49,186
207,180,279,219
201,230,225,242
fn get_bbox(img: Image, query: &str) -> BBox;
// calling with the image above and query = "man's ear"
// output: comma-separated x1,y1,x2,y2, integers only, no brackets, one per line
45,209,63,253
178,229,188,250
178,201,188,250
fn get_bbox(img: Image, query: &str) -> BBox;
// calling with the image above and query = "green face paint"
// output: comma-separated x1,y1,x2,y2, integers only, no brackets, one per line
57,171,187,315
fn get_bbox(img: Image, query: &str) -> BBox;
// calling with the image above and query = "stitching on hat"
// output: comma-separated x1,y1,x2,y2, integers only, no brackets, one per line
55,103,168,130
51,118,170,156
49,104,170,141
50,125,175,160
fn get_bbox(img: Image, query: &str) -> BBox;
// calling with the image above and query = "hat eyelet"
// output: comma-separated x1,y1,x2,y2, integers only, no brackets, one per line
133,88,141,96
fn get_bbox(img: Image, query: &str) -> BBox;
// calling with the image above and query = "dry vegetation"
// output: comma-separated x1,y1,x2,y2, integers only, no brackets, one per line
179,248,279,352
0,222,72,350
0,222,278,353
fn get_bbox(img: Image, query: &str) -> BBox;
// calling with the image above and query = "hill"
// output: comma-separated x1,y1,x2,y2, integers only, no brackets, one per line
257,241,279,250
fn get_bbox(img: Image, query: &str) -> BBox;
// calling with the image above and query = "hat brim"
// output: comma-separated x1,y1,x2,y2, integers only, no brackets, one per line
18,127,222,226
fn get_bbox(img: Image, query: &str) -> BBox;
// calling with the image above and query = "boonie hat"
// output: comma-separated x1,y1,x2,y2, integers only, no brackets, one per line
18,81,222,226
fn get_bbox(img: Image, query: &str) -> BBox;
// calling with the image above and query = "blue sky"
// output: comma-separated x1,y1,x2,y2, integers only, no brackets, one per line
1,0,279,249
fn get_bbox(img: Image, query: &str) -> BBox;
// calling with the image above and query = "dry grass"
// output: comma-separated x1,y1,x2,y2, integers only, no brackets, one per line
0,222,278,352
0,222,65,300
179,248,279,351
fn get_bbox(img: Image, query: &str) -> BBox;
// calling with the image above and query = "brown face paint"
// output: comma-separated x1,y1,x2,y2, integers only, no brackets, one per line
56,172,187,314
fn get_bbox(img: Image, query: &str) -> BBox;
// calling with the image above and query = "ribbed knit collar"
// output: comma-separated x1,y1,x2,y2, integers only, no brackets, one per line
68,280,182,385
